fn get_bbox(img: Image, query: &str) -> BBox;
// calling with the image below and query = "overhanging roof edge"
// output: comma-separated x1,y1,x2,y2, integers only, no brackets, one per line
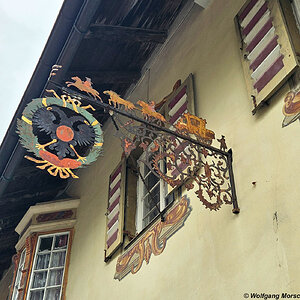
0,0,102,198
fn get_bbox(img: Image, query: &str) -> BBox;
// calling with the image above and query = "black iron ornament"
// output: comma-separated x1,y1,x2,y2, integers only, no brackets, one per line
32,105,96,159
113,113,236,211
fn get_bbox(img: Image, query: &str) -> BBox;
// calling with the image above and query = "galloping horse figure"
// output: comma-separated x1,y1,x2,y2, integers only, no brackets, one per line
66,77,102,102
137,100,166,122
103,90,136,111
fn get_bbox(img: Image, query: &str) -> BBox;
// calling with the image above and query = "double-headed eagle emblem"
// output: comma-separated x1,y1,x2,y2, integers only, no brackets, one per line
17,91,103,179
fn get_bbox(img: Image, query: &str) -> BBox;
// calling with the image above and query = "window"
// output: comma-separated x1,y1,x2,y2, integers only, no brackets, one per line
104,75,195,261
291,0,300,32
26,232,70,300
136,152,168,233
9,200,78,300
235,0,300,114
11,249,26,300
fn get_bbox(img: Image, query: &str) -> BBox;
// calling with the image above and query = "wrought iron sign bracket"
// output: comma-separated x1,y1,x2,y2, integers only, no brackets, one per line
60,83,239,214
227,149,239,214
18,77,239,214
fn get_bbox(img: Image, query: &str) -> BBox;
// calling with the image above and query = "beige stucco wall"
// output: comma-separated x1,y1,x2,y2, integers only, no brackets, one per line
66,1,300,299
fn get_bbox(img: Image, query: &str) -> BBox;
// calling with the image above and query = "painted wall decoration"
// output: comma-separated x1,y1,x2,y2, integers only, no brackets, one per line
17,91,103,179
114,196,191,280
36,210,74,223
282,89,300,127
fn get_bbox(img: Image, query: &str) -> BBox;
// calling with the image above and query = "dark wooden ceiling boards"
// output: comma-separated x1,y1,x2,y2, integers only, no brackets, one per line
0,0,188,279
68,0,188,96
85,24,167,43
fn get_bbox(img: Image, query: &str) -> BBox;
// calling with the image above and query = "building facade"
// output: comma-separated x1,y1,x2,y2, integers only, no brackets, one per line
1,0,300,299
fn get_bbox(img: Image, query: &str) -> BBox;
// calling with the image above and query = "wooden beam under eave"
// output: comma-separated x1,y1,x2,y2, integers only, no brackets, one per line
0,249,15,263
0,181,67,202
0,262,12,279
0,235,18,250
66,70,141,84
0,201,41,218
85,24,167,44
0,211,26,224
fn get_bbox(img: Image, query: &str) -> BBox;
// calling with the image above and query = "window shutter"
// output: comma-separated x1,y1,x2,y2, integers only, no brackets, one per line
163,74,195,124
236,0,299,114
104,158,126,261
160,74,196,194
123,153,141,244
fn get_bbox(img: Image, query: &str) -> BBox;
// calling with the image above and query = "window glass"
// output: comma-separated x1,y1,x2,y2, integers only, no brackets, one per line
137,148,167,232
39,237,53,252
45,287,60,300
54,235,68,249
144,170,159,192
32,271,47,288
35,254,50,270
48,269,63,286
29,290,44,300
51,252,66,268
143,184,161,228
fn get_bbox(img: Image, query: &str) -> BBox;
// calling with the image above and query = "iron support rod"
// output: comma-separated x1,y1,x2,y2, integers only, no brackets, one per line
109,114,119,131
49,81,229,156
227,149,240,214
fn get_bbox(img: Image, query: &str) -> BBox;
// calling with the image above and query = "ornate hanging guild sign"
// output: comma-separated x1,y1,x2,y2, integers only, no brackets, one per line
17,91,103,179
16,70,238,213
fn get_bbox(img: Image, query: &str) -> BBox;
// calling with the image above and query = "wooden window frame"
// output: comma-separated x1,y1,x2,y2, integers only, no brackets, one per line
11,249,26,300
9,228,74,300
25,230,72,300
136,149,167,233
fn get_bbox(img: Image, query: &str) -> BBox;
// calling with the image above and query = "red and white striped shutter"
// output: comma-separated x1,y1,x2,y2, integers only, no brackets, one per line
104,159,126,261
163,74,195,192
164,74,195,126
236,0,299,114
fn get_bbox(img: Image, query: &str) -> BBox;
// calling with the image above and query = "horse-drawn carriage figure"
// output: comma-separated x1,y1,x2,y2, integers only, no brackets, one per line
174,113,215,145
